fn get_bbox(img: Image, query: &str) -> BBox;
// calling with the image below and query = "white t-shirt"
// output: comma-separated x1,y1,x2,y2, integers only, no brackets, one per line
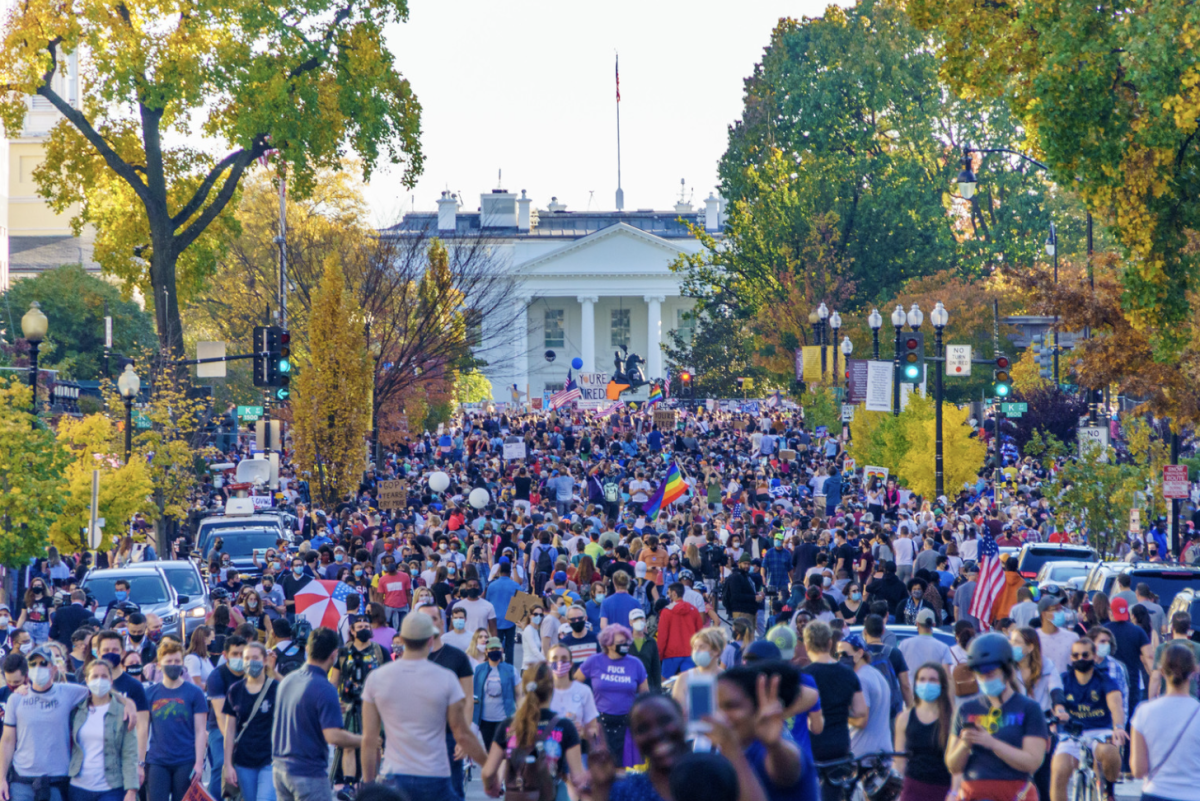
521,623,545,670
1037,627,1079,684
892,537,915,566
363,657,465,778
850,664,893,757
184,653,214,687
441,629,474,653
71,703,111,792
1131,696,1200,801
454,597,497,636
540,614,562,648
551,682,599,730
629,481,653,503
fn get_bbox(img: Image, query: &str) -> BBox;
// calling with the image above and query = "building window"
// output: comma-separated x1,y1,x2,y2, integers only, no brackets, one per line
544,382,564,396
544,309,564,348
676,308,695,344
611,309,630,348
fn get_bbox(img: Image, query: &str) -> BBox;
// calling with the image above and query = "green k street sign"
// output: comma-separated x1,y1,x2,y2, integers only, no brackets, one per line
238,405,265,422
131,410,152,429
1001,403,1028,414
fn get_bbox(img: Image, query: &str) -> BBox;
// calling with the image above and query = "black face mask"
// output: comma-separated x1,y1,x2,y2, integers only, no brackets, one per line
125,664,143,677
487,650,503,662
354,629,373,643
615,643,630,656
1071,658,1094,673
128,633,144,644
838,655,856,669
569,619,587,633
467,588,481,599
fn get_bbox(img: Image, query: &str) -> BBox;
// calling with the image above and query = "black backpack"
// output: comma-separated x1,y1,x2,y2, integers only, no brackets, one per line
503,715,565,801
867,644,904,718
534,545,556,595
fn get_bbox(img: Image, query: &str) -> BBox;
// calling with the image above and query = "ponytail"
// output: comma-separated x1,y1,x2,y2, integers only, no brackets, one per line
512,663,553,747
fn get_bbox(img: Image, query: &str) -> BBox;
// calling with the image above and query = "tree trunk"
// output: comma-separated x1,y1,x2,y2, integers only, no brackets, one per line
150,241,186,362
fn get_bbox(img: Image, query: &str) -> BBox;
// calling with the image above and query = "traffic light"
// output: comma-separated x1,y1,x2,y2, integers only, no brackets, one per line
993,355,1011,398
900,332,924,384
259,327,292,394
1031,335,1052,380
679,370,692,397
252,326,270,387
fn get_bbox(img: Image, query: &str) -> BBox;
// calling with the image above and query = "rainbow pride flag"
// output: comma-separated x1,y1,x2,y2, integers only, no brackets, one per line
643,462,687,519
646,384,664,406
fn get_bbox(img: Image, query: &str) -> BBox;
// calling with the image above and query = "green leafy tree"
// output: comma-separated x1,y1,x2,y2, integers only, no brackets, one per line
662,303,764,398
0,378,69,578
802,387,843,434
1,264,155,379
0,0,423,357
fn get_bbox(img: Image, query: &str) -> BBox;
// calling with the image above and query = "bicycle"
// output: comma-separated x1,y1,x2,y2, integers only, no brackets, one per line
1054,721,1111,801
814,751,908,801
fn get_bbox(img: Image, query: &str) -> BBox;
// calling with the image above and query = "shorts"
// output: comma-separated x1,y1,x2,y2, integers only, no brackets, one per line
1053,729,1110,761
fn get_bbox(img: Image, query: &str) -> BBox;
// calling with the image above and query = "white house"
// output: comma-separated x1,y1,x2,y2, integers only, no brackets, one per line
383,187,724,403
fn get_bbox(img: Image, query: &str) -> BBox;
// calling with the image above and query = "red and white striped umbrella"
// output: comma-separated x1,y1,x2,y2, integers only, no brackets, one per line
293,579,353,631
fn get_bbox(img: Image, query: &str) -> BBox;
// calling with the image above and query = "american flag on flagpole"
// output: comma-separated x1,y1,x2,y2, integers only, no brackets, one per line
597,401,622,418
549,372,582,410
257,135,278,168
968,531,1004,630
615,55,620,102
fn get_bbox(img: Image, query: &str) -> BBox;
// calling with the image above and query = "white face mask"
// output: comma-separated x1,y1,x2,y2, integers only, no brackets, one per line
631,619,646,632
87,678,112,697
691,650,713,669
29,667,50,687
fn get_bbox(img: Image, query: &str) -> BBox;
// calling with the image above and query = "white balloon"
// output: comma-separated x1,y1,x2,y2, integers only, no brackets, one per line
468,488,490,509
428,471,450,493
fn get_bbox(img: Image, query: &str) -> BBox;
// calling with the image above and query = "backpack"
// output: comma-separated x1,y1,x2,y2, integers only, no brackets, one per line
603,481,620,504
503,715,564,801
275,641,305,677
534,545,557,595
867,644,904,718
950,651,979,697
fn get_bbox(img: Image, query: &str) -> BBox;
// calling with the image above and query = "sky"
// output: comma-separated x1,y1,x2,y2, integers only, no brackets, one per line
365,0,845,226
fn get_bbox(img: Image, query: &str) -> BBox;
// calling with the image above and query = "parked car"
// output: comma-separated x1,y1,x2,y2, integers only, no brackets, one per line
1083,562,1200,626
846,624,957,648
81,560,208,639
1167,588,1200,633
1035,560,1095,595
1015,543,1098,581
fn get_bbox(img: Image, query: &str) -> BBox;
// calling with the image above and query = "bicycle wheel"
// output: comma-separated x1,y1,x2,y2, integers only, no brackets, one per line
1068,769,1098,801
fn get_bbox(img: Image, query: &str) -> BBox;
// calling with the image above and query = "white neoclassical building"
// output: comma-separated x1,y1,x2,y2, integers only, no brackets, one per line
384,187,724,403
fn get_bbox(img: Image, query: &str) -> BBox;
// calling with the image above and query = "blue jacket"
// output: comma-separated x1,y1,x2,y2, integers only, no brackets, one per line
472,662,517,726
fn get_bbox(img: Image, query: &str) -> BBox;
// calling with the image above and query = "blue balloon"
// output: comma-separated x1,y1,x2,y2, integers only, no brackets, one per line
571,357,583,370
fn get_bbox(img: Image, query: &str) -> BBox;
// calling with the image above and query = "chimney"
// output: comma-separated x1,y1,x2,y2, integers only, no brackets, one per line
437,191,457,232
704,193,721,232
480,189,518,229
547,196,567,213
517,189,532,232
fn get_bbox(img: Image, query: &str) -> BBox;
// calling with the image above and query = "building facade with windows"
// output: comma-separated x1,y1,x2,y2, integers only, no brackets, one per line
383,187,723,402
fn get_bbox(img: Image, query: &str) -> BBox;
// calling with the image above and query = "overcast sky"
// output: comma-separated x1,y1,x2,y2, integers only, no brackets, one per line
366,0,843,225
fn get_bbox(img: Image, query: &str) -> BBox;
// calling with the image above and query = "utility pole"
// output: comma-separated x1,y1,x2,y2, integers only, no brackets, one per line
276,175,288,331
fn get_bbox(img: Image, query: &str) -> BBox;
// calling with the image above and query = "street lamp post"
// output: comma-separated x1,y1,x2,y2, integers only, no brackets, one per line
891,305,905,416
868,308,882,360
21,302,48,424
817,303,829,382
931,302,949,499
840,336,853,389
829,311,842,388
117,363,140,465
1045,223,1060,385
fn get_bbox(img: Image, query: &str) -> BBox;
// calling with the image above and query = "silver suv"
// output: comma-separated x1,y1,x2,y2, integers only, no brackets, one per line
81,560,209,639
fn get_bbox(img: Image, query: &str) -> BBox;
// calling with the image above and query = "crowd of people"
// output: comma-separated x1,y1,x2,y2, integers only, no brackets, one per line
5,403,1200,801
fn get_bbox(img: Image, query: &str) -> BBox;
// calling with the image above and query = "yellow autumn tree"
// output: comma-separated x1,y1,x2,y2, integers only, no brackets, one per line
49,415,156,552
898,394,988,500
292,256,371,507
1011,348,1050,395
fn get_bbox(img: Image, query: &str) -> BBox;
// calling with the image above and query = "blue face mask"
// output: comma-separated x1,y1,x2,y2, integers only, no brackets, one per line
915,682,941,702
850,592,862,601
114,591,128,602
1052,611,1066,628
1011,645,1025,663
979,676,1006,698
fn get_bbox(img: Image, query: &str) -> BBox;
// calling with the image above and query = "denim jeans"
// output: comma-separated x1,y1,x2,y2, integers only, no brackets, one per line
10,784,64,801
496,626,515,665
146,762,192,801
235,764,276,801
384,775,457,801
68,787,125,801
206,728,224,801
445,729,464,800
271,767,330,801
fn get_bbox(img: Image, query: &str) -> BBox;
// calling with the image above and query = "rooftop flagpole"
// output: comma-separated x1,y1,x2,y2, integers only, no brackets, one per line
615,52,624,211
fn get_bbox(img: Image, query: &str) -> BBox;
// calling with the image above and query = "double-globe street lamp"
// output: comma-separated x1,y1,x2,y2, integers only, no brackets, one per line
20,302,48,422
891,305,906,416
868,308,882,360
930,301,949,499
117,363,140,465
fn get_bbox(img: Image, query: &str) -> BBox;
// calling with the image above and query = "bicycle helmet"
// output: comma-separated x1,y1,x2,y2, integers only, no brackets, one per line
211,587,231,602
678,568,695,582
765,624,797,660
967,632,1013,669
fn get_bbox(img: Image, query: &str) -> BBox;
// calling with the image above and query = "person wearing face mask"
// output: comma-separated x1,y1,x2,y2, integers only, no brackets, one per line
369,557,411,630
836,633,894,759
1049,637,1124,801
280,559,312,619
17,581,52,645
144,641,207,801
328,617,386,784
1035,595,1078,693
580,624,649,768
945,634,1049,801
8,630,33,660
255,576,285,621
204,635,247,801
670,627,727,713
625,608,662,693
518,605,546,672
892,664,954,801
895,578,939,626
93,631,150,777
471,636,519,753
122,613,157,665
220,642,278,801
453,579,497,642
441,607,473,653
49,591,92,650
0,647,136,801
68,659,139,801
0,605,16,653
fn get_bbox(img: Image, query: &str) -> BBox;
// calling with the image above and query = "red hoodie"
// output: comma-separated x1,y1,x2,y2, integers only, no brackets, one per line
657,600,705,659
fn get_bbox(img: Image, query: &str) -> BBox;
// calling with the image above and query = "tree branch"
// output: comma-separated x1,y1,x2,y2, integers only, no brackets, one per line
172,144,264,254
171,147,256,227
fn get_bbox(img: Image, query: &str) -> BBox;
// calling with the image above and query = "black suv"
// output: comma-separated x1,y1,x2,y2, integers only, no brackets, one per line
1015,543,1097,581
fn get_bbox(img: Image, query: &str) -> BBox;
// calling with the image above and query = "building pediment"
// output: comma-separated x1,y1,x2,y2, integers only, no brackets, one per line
516,222,689,277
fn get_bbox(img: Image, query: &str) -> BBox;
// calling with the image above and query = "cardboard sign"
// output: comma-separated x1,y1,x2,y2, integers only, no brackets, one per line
503,441,527,460
863,465,889,485
780,449,797,461
377,480,408,510
733,420,748,430
251,495,273,510
654,409,677,430
505,590,541,626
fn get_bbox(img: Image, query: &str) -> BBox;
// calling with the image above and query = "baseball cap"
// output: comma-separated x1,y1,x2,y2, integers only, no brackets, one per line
915,608,937,627
486,637,503,650
27,645,54,664
635,561,647,578
554,571,568,583
1037,594,1063,613
399,612,438,640
629,608,646,622
744,640,783,663
765,624,797,660
1110,596,1131,622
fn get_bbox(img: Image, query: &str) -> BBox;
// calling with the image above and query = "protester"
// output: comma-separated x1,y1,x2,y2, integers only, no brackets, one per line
893,664,953,801
144,641,207,801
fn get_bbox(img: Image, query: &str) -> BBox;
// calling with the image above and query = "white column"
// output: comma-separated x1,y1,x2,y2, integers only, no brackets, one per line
645,294,665,380
512,296,529,402
578,295,598,373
